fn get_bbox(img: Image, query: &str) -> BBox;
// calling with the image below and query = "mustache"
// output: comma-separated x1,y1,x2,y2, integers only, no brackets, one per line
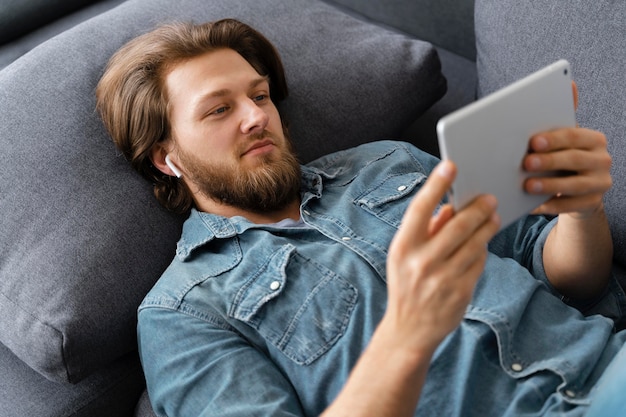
237,130,278,153
248,130,275,142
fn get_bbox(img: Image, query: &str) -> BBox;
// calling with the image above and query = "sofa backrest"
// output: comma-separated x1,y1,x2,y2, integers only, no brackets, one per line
324,0,476,60
475,0,626,286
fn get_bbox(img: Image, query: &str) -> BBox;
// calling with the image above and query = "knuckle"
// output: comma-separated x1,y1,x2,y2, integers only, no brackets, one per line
405,253,435,279
472,239,490,259
598,173,613,192
595,131,609,147
544,153,558,170
388,237,410,262
453,215,474,235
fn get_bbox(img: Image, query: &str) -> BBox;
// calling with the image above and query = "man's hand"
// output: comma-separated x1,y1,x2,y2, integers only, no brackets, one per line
524,127,612,219
524,81,612,219
322,162,500,417
384,161,501,357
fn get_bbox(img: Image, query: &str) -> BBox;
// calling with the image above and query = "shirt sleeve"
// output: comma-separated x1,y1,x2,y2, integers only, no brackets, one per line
489,215,626,319
137,304,305,417
488,214,555,285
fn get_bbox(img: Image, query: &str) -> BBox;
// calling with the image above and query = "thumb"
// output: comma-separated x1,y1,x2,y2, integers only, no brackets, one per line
398,161,456,242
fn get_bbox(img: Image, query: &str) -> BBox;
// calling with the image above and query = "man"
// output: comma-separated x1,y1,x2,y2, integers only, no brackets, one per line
96,19,625,417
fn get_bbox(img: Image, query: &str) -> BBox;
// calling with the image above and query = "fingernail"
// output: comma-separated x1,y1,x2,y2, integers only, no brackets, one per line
484,194,498,209
528,155,541,170
534,136,549,150
529,180,543,193
437,161,454,179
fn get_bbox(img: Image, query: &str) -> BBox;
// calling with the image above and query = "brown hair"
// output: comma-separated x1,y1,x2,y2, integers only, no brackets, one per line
95,19,289,214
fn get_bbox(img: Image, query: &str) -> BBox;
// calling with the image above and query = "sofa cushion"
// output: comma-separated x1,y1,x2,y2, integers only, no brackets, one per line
327,0,476,61
0,0,127,70
0,0,445,384
0,343,145,417
474,0,626,285
0,0,102,45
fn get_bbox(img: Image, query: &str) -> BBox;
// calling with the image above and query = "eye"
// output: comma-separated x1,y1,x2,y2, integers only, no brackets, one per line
209,105,230,116
252,93,269,103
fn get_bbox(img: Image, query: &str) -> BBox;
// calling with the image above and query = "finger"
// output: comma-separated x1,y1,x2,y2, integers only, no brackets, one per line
527,127,607,154
399,161,456,241
525,149,611,176
524,130,611,176
447,212,498,273
426,208,498,302
525,172,612,196
532,193,606,217
426,194,499,261
428,204,455,237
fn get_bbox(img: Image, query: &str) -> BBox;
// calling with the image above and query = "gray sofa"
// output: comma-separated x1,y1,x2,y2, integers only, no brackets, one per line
0,1,623,416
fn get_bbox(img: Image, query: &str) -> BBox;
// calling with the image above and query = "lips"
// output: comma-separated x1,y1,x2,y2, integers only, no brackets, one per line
241,138,275,157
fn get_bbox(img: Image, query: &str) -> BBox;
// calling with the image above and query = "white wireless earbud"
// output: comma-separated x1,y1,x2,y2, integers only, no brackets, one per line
164,154,183,178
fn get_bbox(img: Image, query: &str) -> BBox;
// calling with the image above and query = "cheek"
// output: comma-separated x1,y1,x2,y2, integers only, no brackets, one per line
175,122,235,156
267,106,285,133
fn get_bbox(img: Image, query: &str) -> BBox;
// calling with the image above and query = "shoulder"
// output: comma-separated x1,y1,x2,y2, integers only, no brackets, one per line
305,140,440,183
139,233,243,313
308,140,436,168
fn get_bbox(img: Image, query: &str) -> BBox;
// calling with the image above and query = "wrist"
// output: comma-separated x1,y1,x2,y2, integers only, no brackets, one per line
321,317,434,417
371,315,439,370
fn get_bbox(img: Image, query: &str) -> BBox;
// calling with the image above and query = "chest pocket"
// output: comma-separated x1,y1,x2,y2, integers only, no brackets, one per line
229,244,358,365
355,172,427,228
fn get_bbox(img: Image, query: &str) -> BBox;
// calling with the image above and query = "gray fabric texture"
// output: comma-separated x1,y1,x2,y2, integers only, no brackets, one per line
326,0,476,60
0,0,445,385
0,343,145,417
475,0,626,286
0,0,126,70
0,0,102,44
402,47,477,157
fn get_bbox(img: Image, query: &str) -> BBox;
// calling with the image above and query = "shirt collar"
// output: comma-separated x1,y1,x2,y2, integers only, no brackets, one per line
175,166,324,260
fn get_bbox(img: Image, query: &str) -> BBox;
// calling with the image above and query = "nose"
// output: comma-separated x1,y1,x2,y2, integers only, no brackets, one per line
240,98,269,135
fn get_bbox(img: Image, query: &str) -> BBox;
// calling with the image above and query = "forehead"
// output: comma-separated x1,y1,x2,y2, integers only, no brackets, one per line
165,48,264,114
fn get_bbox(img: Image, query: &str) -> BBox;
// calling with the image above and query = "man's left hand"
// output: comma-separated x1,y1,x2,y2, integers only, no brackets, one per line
523,127,612,219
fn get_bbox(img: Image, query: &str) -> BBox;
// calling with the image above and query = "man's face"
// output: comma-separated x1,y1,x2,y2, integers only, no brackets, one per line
164,48,300,213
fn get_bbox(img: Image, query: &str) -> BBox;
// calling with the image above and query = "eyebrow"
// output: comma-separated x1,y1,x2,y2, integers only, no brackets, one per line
192,76,270,113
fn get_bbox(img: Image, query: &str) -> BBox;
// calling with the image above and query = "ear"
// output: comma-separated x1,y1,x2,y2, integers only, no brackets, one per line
150,144,179,178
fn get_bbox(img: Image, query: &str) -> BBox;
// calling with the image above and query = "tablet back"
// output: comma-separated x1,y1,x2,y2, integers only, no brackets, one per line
437,59,576,228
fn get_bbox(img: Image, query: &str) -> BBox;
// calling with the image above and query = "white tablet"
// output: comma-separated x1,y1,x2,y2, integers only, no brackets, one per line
436,59,576,229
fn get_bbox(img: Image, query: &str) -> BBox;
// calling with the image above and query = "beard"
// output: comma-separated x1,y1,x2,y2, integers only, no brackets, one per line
178,132,302,214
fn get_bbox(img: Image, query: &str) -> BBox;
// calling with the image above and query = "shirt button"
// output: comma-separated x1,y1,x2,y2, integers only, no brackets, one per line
565,390,576,398
303,210,311,216
511,363,523,372
397,185,407,191
342,236,352,241
270,281,281,291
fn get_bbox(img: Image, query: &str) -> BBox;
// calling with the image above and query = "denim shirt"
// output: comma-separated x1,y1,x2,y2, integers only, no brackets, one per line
138,141,626,417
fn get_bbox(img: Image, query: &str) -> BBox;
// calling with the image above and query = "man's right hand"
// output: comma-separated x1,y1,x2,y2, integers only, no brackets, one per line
384,160,501,358
321,161,501,417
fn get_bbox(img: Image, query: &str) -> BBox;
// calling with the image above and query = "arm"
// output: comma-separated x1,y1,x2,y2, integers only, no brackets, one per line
322,161,500,417
523,127,613,299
